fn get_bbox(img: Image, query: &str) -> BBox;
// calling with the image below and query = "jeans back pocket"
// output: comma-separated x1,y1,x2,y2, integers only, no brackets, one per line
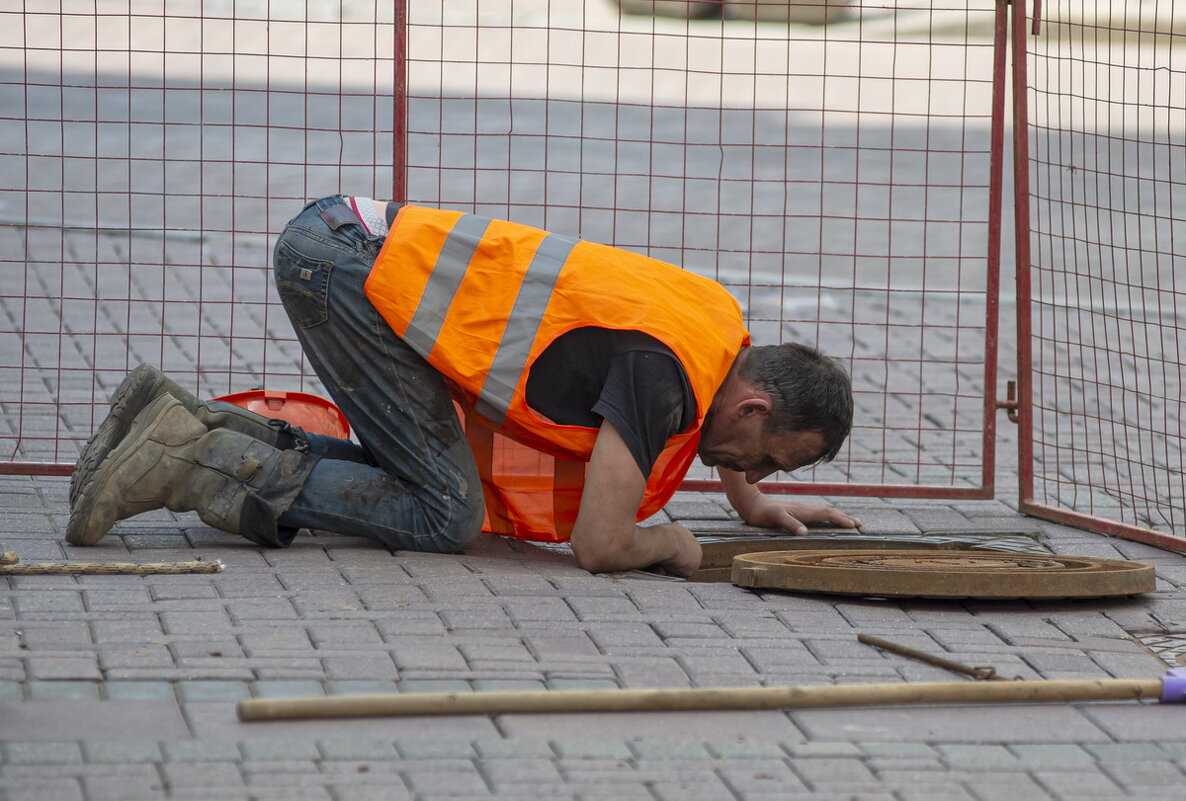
274,240,333,329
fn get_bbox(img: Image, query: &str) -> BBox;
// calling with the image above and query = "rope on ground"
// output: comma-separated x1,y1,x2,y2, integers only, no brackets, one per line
0,553,222,575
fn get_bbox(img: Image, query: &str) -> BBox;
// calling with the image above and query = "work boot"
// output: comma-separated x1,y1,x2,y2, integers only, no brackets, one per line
71,365,309,506
66,395,318,547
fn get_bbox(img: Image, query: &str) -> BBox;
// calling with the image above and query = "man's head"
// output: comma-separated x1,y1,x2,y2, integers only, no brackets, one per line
698,343,853,484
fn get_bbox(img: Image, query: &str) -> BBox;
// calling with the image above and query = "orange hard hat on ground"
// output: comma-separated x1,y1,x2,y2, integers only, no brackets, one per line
212,389,350,439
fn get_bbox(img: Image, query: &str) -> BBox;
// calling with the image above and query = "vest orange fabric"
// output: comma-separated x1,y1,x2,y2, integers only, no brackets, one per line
364,205,751,542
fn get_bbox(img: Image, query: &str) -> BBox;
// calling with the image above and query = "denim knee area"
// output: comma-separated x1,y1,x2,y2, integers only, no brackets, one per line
270,196,485,552
281,458,484,554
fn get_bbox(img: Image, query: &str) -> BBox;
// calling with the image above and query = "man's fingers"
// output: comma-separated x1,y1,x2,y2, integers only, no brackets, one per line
782,509,808,536
789,504,861,530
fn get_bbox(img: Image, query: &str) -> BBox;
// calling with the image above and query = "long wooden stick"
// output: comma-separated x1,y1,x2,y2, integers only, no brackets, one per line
0,559,222,575
237,678,1164,721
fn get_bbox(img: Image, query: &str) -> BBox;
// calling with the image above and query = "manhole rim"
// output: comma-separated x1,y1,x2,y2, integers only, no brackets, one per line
731,549,1156,599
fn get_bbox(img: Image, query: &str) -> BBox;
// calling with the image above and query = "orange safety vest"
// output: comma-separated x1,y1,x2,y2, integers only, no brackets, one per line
364,205,751,542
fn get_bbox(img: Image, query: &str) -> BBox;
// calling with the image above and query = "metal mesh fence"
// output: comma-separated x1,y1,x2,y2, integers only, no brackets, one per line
1016,0,1186,544
1,1,394,468
401,0,1004,496
3,1,1002,502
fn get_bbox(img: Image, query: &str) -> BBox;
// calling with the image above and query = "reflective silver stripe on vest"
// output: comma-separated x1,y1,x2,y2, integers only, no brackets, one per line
475,232,579,424
401,214,492,357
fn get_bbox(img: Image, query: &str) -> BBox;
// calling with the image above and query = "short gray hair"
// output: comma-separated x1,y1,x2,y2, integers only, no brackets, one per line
737,343,853,465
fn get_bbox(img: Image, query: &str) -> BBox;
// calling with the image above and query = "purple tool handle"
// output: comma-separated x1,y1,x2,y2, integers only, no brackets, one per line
1160,668,1186,703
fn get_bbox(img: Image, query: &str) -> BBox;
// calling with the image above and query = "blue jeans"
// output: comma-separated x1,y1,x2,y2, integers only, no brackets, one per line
271,196,484,552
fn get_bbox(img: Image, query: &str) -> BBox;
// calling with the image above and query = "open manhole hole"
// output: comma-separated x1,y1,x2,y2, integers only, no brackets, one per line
730,550,1156,599
1130,633,1186,667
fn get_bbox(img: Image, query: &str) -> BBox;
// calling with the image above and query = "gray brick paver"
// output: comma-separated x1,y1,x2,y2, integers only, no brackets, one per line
240,786,333,800
98,643,174,669
4,258,1186,801
786,742,864,758
89,618,167,642
3,742,84,764
83,588,155,608
13,591,85,614
481,758,564,785
1100,760,1186,788
80,771,169,801
543,673,622,688
175,680,252,700
1007,744,1095,767
718,762,809,794
15,621,92,647
1089,650,1165,677
401,767,490,796
25,656,102,680
163,741,243,762
160,761,245,787
1031,768,1125,797
241,759,322,776
323,786,412,801
648,778,739,800
652,620,726,639
959,774,1056,801
390,641,468,671
394,742,477,760
793,756,880,788
710,613,792,637
102,681,176,700
472,738,556,759
937,744,1020,768
864,756,946,773
550,740,633,760
1089,742,1180,761
0,780,85,801
896,785,978,801
574,786,656,800
83,740,163,763
613,657,693,687
321,652,398,680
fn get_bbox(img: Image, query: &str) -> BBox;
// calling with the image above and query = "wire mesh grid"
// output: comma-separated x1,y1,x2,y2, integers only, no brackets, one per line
3,0,1001,501
1018,0,1186,540
1,0,394,468
401,0,1003,494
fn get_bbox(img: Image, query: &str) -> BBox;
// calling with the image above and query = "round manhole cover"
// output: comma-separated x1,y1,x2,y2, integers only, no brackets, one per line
731,550,1155,599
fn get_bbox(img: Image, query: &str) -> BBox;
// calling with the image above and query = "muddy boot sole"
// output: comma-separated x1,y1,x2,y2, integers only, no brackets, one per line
70,365,176,507
66,394,205,546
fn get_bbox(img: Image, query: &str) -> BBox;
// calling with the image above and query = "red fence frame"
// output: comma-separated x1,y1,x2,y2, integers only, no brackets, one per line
1011,0,1186,548
21,2,1182,549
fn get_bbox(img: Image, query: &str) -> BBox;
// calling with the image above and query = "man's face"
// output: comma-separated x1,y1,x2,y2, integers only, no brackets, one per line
698,413,826,484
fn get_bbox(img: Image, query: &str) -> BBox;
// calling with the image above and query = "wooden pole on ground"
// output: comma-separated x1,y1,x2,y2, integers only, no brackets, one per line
237,678,1164,721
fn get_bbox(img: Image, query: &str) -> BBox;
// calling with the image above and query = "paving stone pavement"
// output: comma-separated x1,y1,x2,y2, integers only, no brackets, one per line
5,4,1186,798
2,472,1186,800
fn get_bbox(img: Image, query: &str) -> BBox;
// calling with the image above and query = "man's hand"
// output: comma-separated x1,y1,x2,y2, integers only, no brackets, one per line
735,494,861,536
570,421,703,576
646,523,703,576
717,467,861,535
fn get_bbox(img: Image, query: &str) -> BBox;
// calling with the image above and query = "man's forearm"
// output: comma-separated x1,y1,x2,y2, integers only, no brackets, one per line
571,521,700,576
573,420,702,576
717,467,762,515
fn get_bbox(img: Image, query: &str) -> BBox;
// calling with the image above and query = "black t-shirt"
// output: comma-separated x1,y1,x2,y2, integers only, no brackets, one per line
524,328,695,477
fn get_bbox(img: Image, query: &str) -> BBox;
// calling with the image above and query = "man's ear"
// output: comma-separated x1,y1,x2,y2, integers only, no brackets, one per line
736,395,772,419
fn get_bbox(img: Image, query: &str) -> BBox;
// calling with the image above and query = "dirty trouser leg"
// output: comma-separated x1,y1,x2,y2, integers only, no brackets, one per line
270,197,484,553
